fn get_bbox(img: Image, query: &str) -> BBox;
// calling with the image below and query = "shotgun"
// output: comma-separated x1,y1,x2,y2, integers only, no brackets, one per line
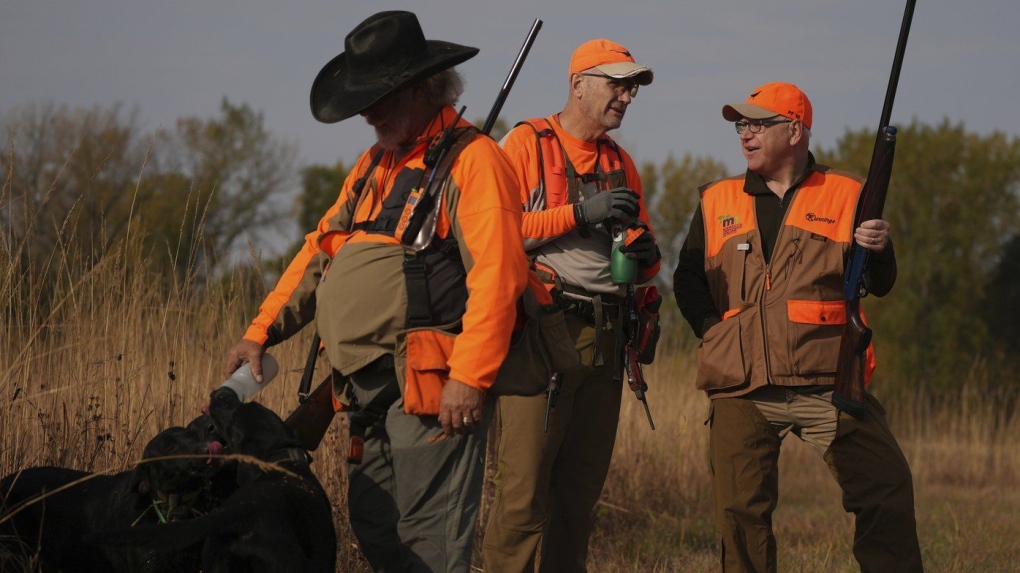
832,0,917,419
285,369,337,451
283,331,338,451
482,18,543,136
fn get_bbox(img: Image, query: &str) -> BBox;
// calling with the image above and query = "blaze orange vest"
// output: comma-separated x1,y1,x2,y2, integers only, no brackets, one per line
515,117,626,208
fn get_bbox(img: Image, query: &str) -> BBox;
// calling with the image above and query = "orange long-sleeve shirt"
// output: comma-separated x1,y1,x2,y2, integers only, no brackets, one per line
243,106,529,391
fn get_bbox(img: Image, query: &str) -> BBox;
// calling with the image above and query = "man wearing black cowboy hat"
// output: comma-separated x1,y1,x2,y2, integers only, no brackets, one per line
221,11,530,572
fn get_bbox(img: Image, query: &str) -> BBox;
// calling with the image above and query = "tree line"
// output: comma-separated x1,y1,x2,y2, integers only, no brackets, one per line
3,101,1018,401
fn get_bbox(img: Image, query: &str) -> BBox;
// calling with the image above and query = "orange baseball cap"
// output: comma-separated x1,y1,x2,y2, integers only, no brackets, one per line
722,82,813,129
569,39,653,85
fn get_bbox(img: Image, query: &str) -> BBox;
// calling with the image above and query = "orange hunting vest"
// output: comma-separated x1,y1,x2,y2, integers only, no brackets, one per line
515,117,627,209
695,167,876,396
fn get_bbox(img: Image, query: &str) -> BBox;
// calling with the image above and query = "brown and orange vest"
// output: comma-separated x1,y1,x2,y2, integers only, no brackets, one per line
695,166,876,396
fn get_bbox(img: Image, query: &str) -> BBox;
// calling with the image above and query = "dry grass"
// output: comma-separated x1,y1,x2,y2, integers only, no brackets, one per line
587,341,1020,572
3,171,1019,572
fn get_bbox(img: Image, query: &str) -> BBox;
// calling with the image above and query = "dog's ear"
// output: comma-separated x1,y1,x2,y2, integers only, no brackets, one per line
132,462,153,494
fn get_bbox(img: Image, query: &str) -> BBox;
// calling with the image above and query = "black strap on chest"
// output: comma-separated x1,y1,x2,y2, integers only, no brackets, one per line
348,148,386,229
342,124,477,329
516,120,625,204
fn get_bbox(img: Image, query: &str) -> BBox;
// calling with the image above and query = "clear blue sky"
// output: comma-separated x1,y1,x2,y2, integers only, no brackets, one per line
2,0,1017,174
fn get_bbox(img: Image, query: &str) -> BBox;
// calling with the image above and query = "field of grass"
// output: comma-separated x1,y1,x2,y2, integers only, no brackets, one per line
3,211,1019,572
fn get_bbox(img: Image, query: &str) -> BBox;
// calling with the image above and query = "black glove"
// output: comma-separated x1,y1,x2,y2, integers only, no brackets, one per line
576,187,640,225
619,230,661,267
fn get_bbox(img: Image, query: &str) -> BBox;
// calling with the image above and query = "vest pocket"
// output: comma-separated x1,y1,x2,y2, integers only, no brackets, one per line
695,308,756,391
402,328,456,415
787,299,844,376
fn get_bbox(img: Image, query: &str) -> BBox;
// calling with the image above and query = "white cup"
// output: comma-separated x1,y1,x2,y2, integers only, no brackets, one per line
219,353,279,402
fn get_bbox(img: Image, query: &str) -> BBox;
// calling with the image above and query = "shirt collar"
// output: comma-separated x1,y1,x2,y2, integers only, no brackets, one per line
418,105,468,146
743,151,818,196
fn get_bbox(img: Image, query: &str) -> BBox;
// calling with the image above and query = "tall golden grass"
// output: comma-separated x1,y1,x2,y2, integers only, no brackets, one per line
3,167,1019,572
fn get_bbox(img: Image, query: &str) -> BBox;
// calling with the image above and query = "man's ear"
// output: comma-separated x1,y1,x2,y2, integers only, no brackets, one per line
570,73,585,98
788,120,804,145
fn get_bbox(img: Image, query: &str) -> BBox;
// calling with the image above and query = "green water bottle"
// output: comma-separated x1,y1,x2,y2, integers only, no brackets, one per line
610,228,637,285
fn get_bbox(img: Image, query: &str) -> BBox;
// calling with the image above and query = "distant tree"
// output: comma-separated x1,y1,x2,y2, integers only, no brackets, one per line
980,233,1020,382
641,153,730,291
473,117,510,142
816,119,1020,397
1,99,299,304
0,102,152,320
282,161,350,259
297,162,349,233
157,98,298,271
0,102,147,263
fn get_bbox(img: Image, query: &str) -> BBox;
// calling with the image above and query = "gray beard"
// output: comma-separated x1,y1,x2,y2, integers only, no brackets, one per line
373,105,417,149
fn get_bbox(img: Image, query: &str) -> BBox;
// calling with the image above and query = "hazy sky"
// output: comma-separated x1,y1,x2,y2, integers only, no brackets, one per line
2,0,1018,174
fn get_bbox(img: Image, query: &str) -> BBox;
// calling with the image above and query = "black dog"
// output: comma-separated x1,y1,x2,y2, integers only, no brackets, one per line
91,388,337,573
0,417,232,572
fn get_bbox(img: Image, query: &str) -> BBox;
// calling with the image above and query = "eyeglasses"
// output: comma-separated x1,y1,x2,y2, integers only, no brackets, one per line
734,118,792,134
578,73,640,98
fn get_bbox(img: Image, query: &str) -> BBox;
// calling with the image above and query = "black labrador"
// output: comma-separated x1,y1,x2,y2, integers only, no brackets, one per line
91,388,337,573
0,416,233,572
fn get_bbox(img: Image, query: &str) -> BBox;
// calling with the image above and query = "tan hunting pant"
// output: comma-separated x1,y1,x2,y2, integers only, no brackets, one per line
483,310,623,573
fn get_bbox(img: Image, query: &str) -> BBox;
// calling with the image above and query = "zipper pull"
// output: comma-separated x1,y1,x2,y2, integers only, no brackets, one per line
766,269,772,291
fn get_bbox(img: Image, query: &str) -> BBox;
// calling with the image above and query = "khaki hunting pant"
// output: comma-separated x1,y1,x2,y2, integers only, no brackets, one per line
347,362,493,573
710,385,924,573
483,310,623,573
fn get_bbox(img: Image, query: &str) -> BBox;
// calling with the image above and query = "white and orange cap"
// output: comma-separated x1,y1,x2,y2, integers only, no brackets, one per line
569,39,653,85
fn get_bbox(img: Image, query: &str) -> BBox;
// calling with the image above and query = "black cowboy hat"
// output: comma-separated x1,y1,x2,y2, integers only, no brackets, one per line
310,11,479,124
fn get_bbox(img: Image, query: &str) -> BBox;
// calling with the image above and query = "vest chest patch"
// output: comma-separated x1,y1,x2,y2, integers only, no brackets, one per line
720,214,745,237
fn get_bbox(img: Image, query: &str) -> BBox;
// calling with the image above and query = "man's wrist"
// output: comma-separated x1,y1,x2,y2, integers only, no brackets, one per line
573,202,586,225
699,315,722,338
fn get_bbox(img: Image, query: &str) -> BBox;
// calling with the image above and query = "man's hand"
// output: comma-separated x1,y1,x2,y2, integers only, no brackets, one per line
619,229,661,267
578,187,640,224
438,379,485,437
222,339,264,382
854,218,891,252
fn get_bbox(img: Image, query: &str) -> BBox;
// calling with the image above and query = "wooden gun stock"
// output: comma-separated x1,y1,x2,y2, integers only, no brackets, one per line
833,300,873,418
284,375,336,451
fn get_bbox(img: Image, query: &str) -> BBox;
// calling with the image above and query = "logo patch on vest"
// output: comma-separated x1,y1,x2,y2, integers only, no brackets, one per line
805,212,836,224
719,214,744,237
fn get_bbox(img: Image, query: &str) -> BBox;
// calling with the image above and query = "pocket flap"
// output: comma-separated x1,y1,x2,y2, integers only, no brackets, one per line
787,299,846,325
406,329,455,371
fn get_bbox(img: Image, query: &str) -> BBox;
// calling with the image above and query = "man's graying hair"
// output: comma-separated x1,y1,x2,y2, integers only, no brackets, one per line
420,68,464,107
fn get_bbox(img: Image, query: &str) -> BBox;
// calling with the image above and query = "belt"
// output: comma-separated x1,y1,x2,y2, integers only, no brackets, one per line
554,287,620,327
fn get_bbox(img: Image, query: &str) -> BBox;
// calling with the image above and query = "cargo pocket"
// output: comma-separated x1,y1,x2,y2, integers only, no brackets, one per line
403,328,456,416
492,285,579,397
787,299,844,376
695,308,755,391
